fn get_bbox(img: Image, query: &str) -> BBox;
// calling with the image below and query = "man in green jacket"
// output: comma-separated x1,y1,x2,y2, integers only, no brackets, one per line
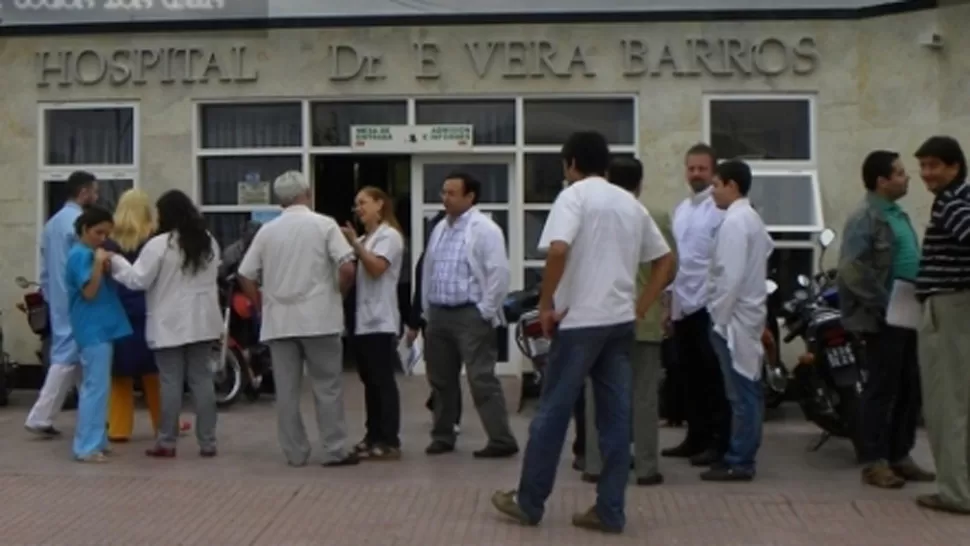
581,157,676,486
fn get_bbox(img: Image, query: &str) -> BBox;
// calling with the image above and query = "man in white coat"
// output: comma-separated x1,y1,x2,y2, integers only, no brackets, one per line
238,170,359,468
703,159,773,482
420,172,518,458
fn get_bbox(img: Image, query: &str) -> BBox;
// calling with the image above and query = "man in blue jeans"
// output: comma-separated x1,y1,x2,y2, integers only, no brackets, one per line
491,131,675,534
703,159,774,481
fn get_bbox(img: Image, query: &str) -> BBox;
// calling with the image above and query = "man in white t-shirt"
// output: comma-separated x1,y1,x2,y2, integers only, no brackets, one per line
492,131,675,534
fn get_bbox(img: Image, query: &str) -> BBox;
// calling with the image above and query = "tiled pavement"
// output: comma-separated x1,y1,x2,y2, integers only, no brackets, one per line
0,375,968,546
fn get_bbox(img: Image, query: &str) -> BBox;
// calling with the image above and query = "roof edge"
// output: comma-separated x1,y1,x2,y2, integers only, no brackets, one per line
0,0,937,37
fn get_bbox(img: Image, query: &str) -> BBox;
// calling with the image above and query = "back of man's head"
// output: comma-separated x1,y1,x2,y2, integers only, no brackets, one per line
607,157,643,195
273,170,309,205
561,131,610,178
65,170,96,201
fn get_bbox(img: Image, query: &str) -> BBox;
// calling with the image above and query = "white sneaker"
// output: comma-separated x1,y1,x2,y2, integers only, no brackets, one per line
453,424,461,435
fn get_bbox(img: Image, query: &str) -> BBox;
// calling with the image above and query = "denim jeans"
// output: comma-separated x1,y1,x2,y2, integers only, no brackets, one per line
709,330,763,474
516,322,634,531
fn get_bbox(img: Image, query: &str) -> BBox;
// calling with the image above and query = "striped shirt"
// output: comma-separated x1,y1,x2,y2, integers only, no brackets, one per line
915,180,970,298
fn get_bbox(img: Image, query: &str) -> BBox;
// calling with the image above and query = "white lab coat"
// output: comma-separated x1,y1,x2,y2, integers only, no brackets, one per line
421,208,511,327
707,198,774,381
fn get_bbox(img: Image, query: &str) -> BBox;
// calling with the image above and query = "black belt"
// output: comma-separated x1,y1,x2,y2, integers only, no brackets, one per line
431,302,476,310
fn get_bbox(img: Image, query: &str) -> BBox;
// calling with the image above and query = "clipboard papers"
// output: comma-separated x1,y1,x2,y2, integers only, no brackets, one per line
886,279,921,330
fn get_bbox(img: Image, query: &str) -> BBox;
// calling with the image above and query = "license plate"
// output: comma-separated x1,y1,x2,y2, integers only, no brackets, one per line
826,345,855,369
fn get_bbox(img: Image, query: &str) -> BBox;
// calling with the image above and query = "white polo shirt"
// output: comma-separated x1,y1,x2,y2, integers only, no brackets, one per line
354,223,405,336
238,205,354,341
537,176,671,330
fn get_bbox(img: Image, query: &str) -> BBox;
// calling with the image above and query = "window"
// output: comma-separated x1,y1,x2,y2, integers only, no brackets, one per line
708,99,810,161
523,98,635,146
416,99,516,145
311,101,406,147
44,107,135,165
197,102,301,246
704,95,820,233
39,103,139,230
200,103,302,149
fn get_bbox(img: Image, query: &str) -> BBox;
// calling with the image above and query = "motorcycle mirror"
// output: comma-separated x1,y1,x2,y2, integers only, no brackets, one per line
797,274,810,288
818,228,836,249
14,276,30,289
765,279,778,295
794,289,809,301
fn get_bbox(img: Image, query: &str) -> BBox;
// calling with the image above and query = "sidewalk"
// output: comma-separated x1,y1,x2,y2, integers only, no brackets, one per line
0,374,965,545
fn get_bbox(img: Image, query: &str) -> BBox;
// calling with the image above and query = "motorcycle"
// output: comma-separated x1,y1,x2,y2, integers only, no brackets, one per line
14,276,76,409
778,228,865,457
762,279,788,409
213,273,273,408
502,286,545,412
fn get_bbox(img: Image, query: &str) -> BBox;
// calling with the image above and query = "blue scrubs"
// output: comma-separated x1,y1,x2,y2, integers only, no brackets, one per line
65,244,132,459
41,202,83,367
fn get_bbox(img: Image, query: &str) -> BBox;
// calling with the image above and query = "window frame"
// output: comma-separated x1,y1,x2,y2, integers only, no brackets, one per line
36,101,141,275
703,94,822,233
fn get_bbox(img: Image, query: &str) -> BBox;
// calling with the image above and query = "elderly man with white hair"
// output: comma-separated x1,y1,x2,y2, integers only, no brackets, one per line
237,170,359,467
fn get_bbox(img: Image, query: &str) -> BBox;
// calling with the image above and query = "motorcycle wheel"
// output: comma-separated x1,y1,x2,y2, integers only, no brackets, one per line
763,358,789,410
213,345,245,409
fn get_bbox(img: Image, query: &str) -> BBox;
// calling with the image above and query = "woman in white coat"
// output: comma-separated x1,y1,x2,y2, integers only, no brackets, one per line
108,190,223,458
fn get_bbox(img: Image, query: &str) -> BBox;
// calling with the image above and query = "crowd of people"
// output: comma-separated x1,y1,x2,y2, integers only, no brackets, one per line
20,130,970,532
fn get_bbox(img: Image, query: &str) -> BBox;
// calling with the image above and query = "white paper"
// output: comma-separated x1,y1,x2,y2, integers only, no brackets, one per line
886,280,921,330
398,335,423,376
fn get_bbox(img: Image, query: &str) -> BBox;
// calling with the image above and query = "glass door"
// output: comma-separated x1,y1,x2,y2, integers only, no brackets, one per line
411,155,518,376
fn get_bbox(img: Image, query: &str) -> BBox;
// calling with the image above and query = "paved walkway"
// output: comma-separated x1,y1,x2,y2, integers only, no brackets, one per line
0,375,967,545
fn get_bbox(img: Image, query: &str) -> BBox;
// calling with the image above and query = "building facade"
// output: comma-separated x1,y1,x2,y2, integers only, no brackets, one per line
0,0,960,373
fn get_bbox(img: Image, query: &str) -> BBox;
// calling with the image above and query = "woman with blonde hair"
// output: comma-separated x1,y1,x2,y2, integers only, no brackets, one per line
105,189,189,442
340,186,405,460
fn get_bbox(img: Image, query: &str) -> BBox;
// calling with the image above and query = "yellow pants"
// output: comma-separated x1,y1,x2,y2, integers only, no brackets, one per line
108,374,161,441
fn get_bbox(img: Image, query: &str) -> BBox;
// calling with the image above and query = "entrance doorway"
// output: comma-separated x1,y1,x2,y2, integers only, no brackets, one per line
312,155,412,368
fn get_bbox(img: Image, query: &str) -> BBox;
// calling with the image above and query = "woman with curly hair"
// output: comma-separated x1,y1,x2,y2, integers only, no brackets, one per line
109,190,222,458
104,189,190,443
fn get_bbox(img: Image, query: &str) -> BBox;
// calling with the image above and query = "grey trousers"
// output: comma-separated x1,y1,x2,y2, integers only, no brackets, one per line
424,306,517,449
585,341,661,478
155,341,217,450
267,334,349,466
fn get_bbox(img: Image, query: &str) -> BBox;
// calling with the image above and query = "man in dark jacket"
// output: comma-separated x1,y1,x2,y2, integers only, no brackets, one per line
406,211,462,431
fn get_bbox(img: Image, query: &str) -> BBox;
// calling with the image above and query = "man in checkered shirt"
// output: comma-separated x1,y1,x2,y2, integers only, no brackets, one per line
420,172,518,458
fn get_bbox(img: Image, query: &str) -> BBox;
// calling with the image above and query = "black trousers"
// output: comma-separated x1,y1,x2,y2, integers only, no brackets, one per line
675,308,731,452
353,333,401,447
858,324,922,464
660,336,686,422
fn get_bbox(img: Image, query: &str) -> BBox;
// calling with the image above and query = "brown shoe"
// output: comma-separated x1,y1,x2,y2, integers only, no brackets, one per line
862,461,905,489
368,445,402,461
571,506,622,534
891,458,936,482
916,494,970,515
490,490,536,526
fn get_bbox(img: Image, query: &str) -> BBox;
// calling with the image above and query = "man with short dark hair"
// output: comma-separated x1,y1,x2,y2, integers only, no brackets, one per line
25,171,99,437
912,136,970,514
420,172,517,458
662,143,730,467
702,159,773,482
492,132,675,534
581,156,673,488
838,150,934,489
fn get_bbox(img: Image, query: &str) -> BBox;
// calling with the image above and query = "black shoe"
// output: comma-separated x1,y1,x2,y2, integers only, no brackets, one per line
581,472,599,483
573,456,586,472
25,425,61,438
473,445,519,459
425,441,455,455
661,441,703,458
322,453,360,467
700,465,754,482
636,473,664,486
689,448,722,467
